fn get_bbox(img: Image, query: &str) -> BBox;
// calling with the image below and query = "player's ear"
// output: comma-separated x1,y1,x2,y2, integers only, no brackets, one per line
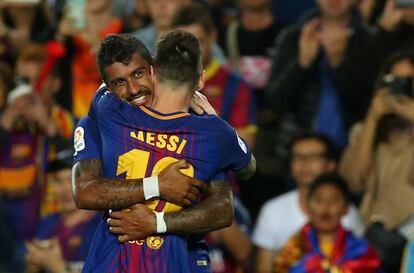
196,70,205,91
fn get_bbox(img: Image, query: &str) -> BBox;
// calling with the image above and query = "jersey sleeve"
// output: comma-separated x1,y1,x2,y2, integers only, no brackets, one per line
216,120,252,171
209,170,231,182
73,116,102,165
88,83,108,119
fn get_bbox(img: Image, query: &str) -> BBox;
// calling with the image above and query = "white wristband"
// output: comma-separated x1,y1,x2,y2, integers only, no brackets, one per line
143,176,160,200
154,211,167,233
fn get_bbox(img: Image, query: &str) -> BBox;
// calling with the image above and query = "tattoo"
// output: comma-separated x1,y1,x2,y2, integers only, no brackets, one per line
72,159,144,210
235,154,256,181
164,180,233,234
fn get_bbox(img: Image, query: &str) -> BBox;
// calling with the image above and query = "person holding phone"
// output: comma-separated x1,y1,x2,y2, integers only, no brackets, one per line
339,49,414,273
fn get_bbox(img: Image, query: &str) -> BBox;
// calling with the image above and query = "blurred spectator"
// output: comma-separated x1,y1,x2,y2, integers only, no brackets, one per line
339,49,414,273
0,62,14,144
265,0,379,179
375,0,414,55
358,0,386,25
0,44,73,273
172,3,256,146
131,0,192,55
56,0,123,117
204,0,238,39
221,0,280,96
0,0,55,65
120,0,151,33
131,0,226,63
271,0,316,27
273,174,382,273
206,197,253,273
25,149,100,273
253,134,364,273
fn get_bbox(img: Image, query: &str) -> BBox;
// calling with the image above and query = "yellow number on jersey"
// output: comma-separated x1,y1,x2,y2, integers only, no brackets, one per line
117,149,195,213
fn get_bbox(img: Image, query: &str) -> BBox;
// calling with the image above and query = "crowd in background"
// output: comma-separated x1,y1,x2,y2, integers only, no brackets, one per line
0,0,413,272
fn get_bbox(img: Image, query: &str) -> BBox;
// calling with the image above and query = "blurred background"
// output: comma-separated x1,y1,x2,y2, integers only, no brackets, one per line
0,0,413,272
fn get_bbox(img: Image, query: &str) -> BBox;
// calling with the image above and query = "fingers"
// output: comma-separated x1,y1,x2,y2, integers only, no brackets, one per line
190,99,204,115
194,90,207,100
107,218,123,227
118,235,130,243
186,192,197,202
109,226,124,235
175,159,190,170
182,198,192,206
188,185,200,197
108,210,125,219
190,177,207,191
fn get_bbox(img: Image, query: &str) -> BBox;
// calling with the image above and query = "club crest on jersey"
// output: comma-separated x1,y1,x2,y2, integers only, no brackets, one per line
146,236,164,250
74,127,85,155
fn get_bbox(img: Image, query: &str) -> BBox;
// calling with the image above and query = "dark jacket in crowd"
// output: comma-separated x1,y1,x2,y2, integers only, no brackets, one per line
264,9,381,176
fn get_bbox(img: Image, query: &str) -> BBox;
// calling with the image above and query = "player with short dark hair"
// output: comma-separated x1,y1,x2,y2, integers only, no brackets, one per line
73,32,255,272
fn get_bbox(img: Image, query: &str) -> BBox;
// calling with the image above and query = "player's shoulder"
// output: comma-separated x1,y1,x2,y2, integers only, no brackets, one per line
75,115,95,129
191,113,233,132
89,83,110,118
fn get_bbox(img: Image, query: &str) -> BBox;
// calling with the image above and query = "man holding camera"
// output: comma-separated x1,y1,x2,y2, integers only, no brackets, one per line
339,49,414,273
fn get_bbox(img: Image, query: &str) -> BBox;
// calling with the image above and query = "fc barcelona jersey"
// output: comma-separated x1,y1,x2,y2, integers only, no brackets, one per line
74,86,251,273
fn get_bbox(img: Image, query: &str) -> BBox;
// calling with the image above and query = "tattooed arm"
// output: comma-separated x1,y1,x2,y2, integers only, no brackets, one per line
108,180,233,241
71,158,206,210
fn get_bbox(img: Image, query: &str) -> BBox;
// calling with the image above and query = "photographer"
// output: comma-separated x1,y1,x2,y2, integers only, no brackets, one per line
339,49,414,273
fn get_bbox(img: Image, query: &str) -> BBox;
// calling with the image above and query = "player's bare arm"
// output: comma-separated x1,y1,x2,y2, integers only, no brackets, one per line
108,180,233,242
235,154,256,181
72,158,206,210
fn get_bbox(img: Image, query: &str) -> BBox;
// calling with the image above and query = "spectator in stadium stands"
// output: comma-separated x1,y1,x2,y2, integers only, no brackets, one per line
375,0,414,55
0,0,55,65
206,196,253,273
120,0,151,33
25,149,100,273
0,44,74,273
220,0,280,96
253,133,364,273
218,0,282,221
339,49,414,273
131,0,226,63
172,3,256,146
273,174,381,273
56,0,123,117
0,62,14,145
131,0,191,55
265,0,379,180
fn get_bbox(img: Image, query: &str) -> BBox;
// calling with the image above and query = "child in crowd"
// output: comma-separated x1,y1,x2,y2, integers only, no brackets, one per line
274,173,382,273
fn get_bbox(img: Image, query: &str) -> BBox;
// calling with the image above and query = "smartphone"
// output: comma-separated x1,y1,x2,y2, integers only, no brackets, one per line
382,74,413,97
396,0,414,7
66,0,85,30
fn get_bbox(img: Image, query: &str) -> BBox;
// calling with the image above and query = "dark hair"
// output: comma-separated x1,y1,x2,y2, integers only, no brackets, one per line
171,3,215,34
154,30,202,90
289,133,337,161
373,49,414,144
96,34,153,84
308,173,351,203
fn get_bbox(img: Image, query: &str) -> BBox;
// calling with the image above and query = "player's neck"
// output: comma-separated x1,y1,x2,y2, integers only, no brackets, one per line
151,83,192,114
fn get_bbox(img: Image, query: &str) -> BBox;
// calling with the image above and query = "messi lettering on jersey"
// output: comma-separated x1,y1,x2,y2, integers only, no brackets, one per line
76,86,251,273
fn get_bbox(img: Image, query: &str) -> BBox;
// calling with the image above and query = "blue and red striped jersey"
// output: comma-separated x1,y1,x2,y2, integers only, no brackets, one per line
74,86,251,273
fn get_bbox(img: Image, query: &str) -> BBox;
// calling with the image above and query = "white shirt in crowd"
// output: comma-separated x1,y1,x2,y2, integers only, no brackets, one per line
252,190,365,251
